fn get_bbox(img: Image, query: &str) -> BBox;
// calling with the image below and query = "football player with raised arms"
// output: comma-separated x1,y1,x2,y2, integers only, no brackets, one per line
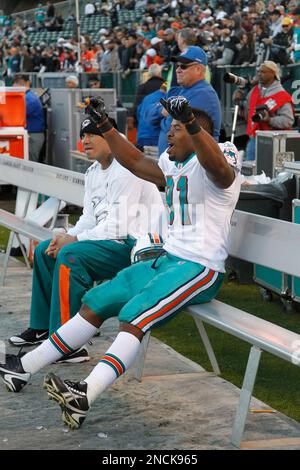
0,95,241,430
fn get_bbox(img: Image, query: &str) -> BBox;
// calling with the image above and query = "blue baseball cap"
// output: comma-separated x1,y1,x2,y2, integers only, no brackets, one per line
171,46,208,66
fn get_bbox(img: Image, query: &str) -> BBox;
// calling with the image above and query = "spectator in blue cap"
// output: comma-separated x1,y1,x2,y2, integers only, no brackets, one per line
145,46,221,154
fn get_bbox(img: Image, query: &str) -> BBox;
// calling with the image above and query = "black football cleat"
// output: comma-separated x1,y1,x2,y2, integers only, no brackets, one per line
0,354,31,392
43,373,90,429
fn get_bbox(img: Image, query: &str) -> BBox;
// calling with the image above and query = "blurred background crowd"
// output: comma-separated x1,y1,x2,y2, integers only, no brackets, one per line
1,0,300,77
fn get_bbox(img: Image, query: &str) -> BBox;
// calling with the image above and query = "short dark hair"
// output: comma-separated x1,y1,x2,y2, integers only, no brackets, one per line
178,28,197,45
191,108,214,136
271,9,281,16
12,74,30,84
88,74,101,83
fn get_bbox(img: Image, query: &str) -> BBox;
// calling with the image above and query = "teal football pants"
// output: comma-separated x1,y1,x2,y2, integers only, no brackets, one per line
30,238,134,334
82,252,224,333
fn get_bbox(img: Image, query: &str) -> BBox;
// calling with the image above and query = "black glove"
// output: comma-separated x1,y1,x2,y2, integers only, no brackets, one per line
160,96,194,123
85,96,108,125
84,96,114,133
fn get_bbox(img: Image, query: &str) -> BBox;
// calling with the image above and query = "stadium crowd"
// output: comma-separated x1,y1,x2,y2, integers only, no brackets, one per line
0,0,300,77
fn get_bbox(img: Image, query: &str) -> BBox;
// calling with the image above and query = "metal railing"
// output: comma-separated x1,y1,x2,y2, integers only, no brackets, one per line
9,0,145,23
1,69,149,107
10,0,85,22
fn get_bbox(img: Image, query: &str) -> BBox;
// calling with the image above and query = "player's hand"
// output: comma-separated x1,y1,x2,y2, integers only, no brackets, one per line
45,241,58,258
45,234,77,258
84,96,108,125
46,247,60,259
160,96,194,124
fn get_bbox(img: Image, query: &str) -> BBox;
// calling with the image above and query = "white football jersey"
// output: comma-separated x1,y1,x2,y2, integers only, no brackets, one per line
158,142,242,272
68,159,165,241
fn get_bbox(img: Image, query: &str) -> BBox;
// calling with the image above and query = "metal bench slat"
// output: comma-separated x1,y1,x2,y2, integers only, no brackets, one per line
229,211,300,277
0,155,85,207
0,209,53,242
187,300,300,364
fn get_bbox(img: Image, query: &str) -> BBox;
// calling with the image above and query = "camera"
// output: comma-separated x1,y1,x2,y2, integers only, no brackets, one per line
252,105,268,123
223,72,249,88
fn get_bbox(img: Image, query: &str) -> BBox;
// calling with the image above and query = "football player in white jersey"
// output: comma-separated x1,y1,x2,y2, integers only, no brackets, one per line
6,116,164,362
0,96,241,430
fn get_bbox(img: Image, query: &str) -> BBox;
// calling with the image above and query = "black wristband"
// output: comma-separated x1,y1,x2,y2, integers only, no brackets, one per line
97,118,113,133
185,119,202,135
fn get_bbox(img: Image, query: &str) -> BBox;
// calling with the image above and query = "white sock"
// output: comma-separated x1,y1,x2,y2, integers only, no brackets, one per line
85,331,141,404
21,313,98,374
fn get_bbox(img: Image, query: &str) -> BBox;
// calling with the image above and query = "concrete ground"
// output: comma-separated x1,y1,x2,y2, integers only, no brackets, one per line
1,255,300,450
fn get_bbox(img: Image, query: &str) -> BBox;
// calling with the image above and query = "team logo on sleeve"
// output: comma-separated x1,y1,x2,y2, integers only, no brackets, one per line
222,143,241,172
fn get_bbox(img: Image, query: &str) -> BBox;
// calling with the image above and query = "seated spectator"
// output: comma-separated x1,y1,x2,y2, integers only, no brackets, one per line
56,15,64,31
81,44,96,72
231,13,246,40
29,47,42,72
150,36,163,56
241,12,253,33
27,21,37,33
170,27,197,86
120,34,139,78
140,47,162,70
45,16,59,31
100,39,120,73
213,28,238,65
21,46,34,72
9,46,21,73
40,47,60,72
94,2,101,15
4,15,13,28
85,2,95,16
270,17,293,65
161,28,178,65
62,49,76,71
254,20,271,65
66,12,76,22
269,9,284,38
233,32,255,65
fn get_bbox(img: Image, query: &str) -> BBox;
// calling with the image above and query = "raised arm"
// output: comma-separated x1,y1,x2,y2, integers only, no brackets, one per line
161,96,235,189
84,97,166,187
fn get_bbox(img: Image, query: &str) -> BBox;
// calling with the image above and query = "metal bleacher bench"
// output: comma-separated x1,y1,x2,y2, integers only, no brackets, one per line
135,209,300,448
0,154,84,285
2,154,300,448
